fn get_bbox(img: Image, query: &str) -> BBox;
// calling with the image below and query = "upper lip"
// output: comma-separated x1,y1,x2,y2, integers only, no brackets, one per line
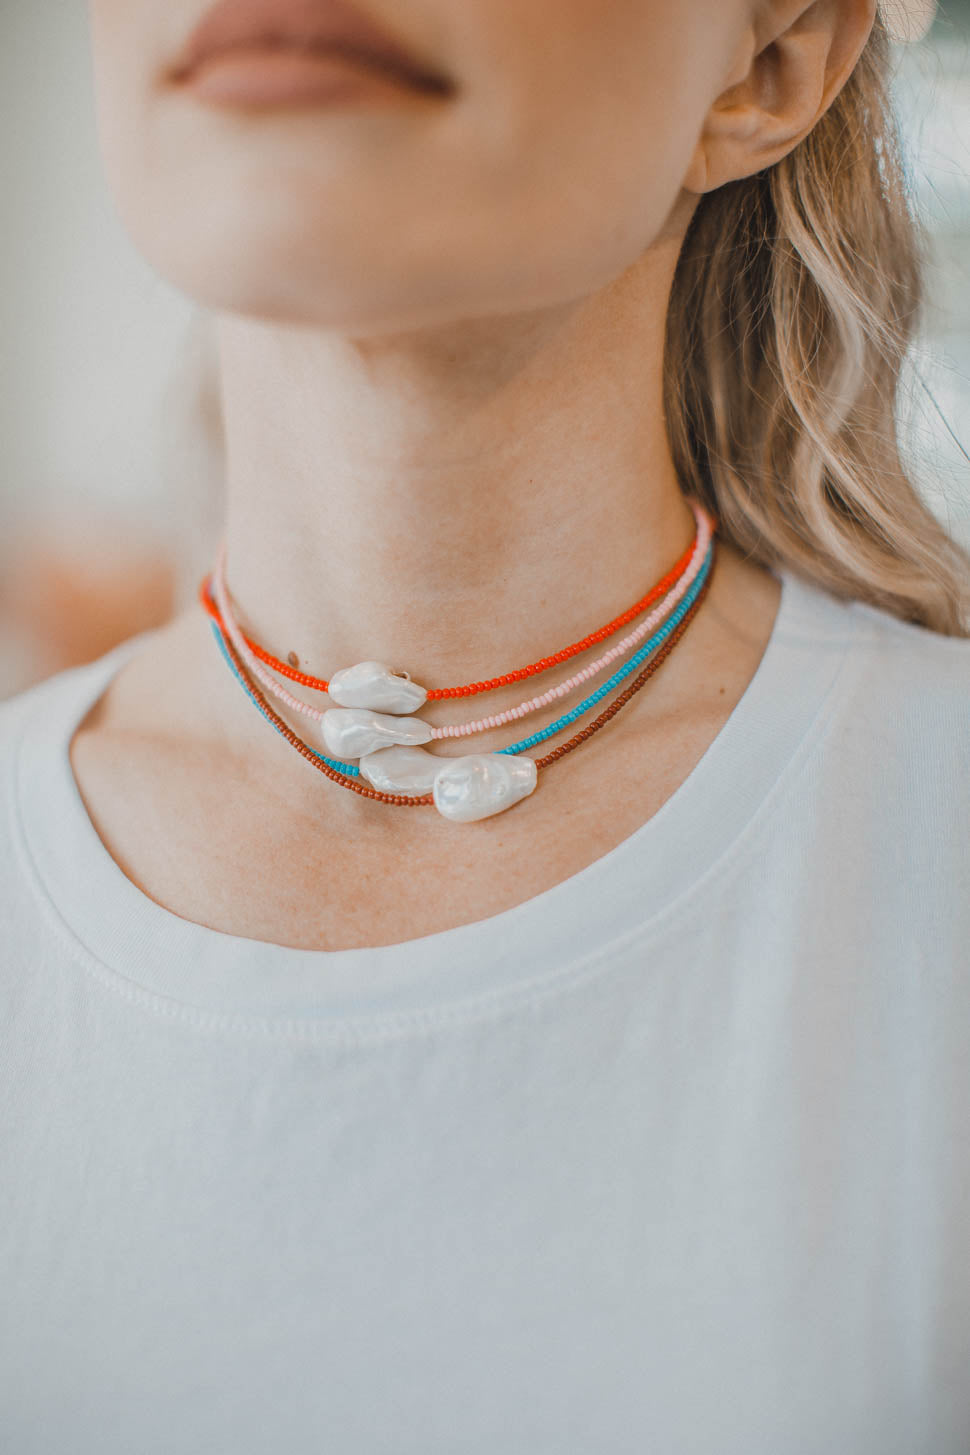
167,0,453,94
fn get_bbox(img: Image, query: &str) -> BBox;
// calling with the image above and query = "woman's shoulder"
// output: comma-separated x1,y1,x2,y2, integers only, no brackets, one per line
844,582,970,649
0,664,70,768
770,568,970,816
0,654,105,749
780,562,970,692
0,637,146,824
840,587,970,705
0,642,151,971
799,580,970,799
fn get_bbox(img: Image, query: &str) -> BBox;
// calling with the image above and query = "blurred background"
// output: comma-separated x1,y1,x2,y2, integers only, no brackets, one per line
1,0,968,699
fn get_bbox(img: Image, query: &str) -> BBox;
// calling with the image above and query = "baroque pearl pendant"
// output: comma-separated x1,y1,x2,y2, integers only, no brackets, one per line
360,744,539,820
322,706,433,759
359,744,439,797
327,660,427,714
432,752,538,823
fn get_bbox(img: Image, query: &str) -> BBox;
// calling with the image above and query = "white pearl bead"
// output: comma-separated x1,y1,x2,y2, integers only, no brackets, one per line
432,752,538,822
327,660,427,714
322,706,433,760
359,744,439,796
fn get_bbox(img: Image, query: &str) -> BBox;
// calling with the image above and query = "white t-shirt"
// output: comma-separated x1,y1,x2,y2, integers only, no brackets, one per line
1,564,968,1455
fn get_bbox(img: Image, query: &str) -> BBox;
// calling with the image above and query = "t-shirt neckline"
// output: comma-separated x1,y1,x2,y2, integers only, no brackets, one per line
13,565,858,1031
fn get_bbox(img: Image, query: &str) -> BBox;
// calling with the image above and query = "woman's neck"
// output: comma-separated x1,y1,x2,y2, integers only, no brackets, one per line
215,249,698,688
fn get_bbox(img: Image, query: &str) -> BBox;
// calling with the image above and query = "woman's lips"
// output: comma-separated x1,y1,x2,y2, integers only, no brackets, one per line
166,0,454,106
173,41,448,108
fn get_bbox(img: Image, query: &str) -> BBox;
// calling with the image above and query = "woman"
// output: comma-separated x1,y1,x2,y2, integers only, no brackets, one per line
1,0,968,1450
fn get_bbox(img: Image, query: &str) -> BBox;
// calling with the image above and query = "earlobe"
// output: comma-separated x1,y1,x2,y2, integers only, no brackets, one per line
681,144,708,197
683,86,765,197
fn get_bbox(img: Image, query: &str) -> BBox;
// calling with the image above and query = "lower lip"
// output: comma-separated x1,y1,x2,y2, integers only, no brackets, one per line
175,46,435,108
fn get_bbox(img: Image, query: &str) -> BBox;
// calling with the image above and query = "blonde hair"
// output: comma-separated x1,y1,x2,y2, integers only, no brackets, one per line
174,13,969,632
664,9,970,636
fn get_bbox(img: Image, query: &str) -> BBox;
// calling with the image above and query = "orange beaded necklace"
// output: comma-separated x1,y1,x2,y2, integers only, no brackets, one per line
197,528,702,699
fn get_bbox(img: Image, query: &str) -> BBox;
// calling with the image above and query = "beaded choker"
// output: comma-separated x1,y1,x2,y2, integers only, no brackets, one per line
200,498,718,822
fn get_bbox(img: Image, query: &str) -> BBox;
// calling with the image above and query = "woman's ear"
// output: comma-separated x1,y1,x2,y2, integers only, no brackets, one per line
683,0,877,193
